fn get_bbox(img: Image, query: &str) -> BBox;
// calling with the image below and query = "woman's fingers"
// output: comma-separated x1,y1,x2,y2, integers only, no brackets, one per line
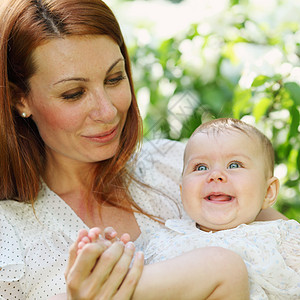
114,251,144,300
66,240,109,296
98,242,136,298
65,227,142,300
72,241,126,299
65,229,89,279
90,242,144,300
87,241,125,287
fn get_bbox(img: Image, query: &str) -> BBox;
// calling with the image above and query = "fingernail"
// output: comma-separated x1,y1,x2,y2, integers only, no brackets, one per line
125,241,135,250
82,236,90,243
78,241,85,249
136,251,144,260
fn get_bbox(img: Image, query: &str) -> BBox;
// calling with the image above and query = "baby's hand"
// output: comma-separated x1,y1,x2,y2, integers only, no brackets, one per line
77,227,106,254
77,227,132,255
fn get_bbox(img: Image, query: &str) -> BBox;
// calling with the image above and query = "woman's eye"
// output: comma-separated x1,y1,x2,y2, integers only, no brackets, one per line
62,89,84,100
195,165,208,171
105,74,126,86
228,162,241,169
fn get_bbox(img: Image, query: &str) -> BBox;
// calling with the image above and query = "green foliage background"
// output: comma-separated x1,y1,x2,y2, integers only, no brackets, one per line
113,0,300,221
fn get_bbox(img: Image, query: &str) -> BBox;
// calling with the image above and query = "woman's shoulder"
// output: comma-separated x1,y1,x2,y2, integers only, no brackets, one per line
140,138,185,161
0,199,42,251
0,200,27,297
0,200,28,235
0,198,70,299
131,139,188,220
0,199,33,222
136,138,185,184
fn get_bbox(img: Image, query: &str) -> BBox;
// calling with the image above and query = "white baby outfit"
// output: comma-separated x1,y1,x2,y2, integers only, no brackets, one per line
144,218,300,299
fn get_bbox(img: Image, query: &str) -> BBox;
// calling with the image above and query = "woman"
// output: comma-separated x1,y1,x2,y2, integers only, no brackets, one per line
0,0,286,299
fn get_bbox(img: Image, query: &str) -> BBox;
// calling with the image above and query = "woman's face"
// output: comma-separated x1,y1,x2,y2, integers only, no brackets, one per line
22,35,131,166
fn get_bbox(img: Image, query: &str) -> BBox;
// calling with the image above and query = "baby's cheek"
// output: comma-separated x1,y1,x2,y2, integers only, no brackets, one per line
181,182,195,206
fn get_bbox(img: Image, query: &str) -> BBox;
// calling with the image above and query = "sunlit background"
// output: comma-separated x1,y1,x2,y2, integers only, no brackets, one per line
108,0,300,220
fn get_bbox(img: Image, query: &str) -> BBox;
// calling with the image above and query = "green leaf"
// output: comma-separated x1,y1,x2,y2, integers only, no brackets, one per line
284,143,293,160
232,88,252,118
251,75,270,87
284,82,300,105
230,0,239,6
253,97,272,121
285,179,299,188
288,105,300,139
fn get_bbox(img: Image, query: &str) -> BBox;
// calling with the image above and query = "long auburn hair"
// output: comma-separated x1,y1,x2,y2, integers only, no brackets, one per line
0,0,144,213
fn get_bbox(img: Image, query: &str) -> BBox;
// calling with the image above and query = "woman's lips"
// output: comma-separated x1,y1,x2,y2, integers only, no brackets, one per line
82,126,118,143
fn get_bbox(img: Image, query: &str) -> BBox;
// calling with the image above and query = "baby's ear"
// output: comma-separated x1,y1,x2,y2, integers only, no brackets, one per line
262,177,280,209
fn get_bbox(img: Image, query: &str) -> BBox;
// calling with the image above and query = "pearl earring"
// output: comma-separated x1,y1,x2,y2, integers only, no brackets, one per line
21,112,27,118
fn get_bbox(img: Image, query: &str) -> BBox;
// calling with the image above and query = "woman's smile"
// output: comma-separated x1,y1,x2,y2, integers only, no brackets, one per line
82,124,119,143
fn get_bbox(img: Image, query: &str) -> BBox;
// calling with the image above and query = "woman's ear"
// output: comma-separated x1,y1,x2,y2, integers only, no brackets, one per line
262,176,280,209
9,82,31,118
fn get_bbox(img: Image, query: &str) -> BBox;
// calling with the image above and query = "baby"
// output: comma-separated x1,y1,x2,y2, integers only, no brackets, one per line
144,118,300,299
79,118,300,299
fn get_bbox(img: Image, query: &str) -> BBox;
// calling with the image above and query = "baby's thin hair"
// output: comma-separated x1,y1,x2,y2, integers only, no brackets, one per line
188,118,275,177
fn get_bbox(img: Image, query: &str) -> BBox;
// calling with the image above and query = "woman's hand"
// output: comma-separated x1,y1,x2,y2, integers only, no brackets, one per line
64,228,144,300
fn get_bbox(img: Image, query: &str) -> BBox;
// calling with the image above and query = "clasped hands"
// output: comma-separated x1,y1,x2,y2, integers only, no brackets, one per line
63,227,144,300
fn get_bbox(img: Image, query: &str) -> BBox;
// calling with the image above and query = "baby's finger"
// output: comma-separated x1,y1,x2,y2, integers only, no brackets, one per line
104,226,118,241
120,233,131,244
78,229,89,240
88,227,102,242
77,234,93,254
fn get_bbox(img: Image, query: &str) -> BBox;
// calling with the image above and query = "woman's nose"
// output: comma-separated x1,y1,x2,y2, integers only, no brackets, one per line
89,91,117,123
207,169,227,183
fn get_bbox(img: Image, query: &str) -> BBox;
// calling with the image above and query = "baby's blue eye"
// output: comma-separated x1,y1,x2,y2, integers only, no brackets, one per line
196,165,208,171
228,162,240,169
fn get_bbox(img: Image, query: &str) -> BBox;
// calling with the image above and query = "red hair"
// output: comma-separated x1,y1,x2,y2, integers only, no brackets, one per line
0,0,143,212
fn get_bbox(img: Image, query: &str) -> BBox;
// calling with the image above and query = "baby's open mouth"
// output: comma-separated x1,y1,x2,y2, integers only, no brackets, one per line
205,194,233,202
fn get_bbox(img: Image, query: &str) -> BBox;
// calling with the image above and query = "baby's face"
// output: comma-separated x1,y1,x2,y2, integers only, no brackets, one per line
181,130,272,232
